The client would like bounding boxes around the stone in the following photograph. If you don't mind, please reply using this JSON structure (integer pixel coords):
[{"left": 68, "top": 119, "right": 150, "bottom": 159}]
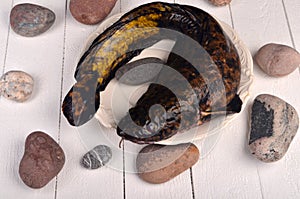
[
  {"left": 209, "top": 0, "right": 232, "bottom": 6},
  {"left": 70, "top": 0, "right": 117, "bottom": 25},
  {"left": 0, "top": 70, "right": 34, "bottom": 102},
  {"left": 136, "top": 143, "right": 199, "bottom": 184},
  {"left": 115, "top": 57, "right": 164, "bottom": 85},
  {"left": 81, "top": 145, "right": 112, "bottom": 169},
  {"left": 249, "top": 94, "right": 299, "bottom": 163},
  {"left": 10, "top": 3, "right": 55, "bottom": 37},
  {"left": 19, "top": 131, "right": 65, "bottom": 189},
  {"left": 255, "top": 43, "right": 300, "bottom": 77}
]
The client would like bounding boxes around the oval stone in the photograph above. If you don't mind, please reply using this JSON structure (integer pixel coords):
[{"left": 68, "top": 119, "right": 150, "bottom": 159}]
[
  {"left": 81, "top": 145, "right": 112, "bottom": 169},
  {"left": 249, "top": 94, "right": 299, "bottom": 163},
  {"left": 255, "top": 43, "right": 300, "bottom": 77},
  {"left": 70, "top": 0, "right": 117, "bottom": 25},
  {"left": 209, "top": 0, "right": 232, "bottom": 6},
  {"left": 136, "top": 143, "right": 199, "bottom": 184},
  {"left": 10, "top": 4, "right": 55, "bottom": 37},
  {"left": 115, "top": 57, "right": 164, "bottom": 85},
  {"left": 19, "top": 131, "right": 65, "bottom": 188},
  {"left": 0, "top": 70, "right": 34, "bottom": 102}
]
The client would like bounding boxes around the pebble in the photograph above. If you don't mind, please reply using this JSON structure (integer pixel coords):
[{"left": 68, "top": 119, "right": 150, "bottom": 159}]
[
  {"left": 115, "top": 57, "right": 164, "bottom": 85},
  {"left": 249, "top": 94, "right": 299, "bottom": 163},
  {"left": 136, "top": 143, "right": 199, "bottom": 184},
  {"left": 10, "top": 3, "right": 56, "bottom": 37},
  {"left": 0, "top": 71, "right": 34, "bottom": 102},
  {"left": 70, "top": 0, "right": 117, "bottom": 25},
  {"left": 209, "top": 0, "right": 232, "bottom": 6},
  {"left": 255, "top": 43, "right": 300, "bottom": 77},
  {"left": 81, "top": 145, "right": 112, "bottom": 169},
  {"left": 19, "top": 131, "right": 65, "bottom": 188}
]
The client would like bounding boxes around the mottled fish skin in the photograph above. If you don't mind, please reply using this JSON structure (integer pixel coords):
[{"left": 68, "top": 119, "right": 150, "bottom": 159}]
[
  {"left": 63, "top": 2, "right": 197, "bottom": 126},
  {"left": 117, "top": 4, "right": 242, "bottom": 144}
]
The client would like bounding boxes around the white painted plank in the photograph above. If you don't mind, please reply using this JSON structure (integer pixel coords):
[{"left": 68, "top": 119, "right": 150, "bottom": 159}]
[
  {"left": 0, "top": 0, "right": 11, "bottom": 75},
  {"left": 56, "top": 1, "right": 124, "bottom": 199},
  {"left": 283, "top": 0, "right": 300, "bottom": 50},
  {"left": 231, "top": 0, "right": 300, "bottom": 198},
  {"left": 0, "top": 0, "right": 66, "bottom": 198}
]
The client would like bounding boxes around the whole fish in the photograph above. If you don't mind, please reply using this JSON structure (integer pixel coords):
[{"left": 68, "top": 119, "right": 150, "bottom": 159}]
[{"left": 62, "top": 2, "right": 242, "bottom": 144}]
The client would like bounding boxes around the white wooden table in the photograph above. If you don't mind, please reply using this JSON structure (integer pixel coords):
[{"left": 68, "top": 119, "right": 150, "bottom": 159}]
[{"left": 1, "top": 0, "right": 300, "bottom": 198}]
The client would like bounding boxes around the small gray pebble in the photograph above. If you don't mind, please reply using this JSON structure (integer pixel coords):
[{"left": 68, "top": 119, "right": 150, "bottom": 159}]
[
  {"left": 115, "top": 57, "right": 164, "bottom": 85},
  {"left": 0, "top": 70, "right": 34, "bottom": 102},
  {"left": 81, "top": 145, "right": 112, "bottom": 169},
  {"left": 249, "top": 94, "right": 299, "bottom": 162},
  {"left": 255, "top": 43, "right": 300, "bottom": 77},
  {"left": 10, "top": 3, "right": 56, "bottom": 37}
]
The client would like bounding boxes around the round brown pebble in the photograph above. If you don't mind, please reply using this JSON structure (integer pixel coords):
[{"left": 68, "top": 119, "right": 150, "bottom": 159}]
[
  {"left": 70, "top": 0, "right": 117, "bottom": 25},
  {"left": 19, "top": 131, "right": 65, "bottom": 189},
  {"left": 209, "top": 0, "right": 232, "bottom": 6},
  {"left": 255, "top": 43, "right": 300, "bottom": 77},
  {"left": 136, "top": 143, "right": 199, "bottom": 184},
  {"left": 10, "top": 3, "right": 56, "bottom": 37},
  {"left": 0, "top": 70, "right": 34, "bottom": 102}
]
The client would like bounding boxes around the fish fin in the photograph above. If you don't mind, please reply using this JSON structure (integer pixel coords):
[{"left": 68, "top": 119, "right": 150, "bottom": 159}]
[{"left": 226, "top": 94, "right": 243, "bottom": 114}]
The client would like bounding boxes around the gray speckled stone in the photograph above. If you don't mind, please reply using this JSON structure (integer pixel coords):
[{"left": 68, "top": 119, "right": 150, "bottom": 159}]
[
  {"left": 249, "top": 94, "right": 299, "bottom": 163},
  {"left": 81, "top": 145, "right": 112, "bottom": 169},
  {"left": 0, "top": 70, "right": 34, "bottom": 102},
  {"left": 115, "top": 57, "right": 164, "bottom": 85},
  {"left": 10, "top": 3, "right": 55, "bottom": 37}
]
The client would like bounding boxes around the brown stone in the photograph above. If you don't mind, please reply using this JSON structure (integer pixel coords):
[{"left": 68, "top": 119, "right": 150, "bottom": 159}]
[
  {"left": 10, "top": 3, "right": 55, "bottom": 37},
  {"left": 209, "top": 0, "right": 232, "bottom": 6},
  {"left": 19, "top": 131, "right": 65, "bottom": 189},
  {"left": 69, "top": 0, "right": 117, "bottom": 25},
  {"left": 255, "top": 43, "right": 300, "bottom": 77},
  {"left": 136, "top": 143, "right": 199, "bottom": 184}
]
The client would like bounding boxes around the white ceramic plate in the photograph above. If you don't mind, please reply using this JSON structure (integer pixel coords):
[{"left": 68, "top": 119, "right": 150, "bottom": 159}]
[{"left": 77, "top": 13, "right": 253, "bottom": 146}]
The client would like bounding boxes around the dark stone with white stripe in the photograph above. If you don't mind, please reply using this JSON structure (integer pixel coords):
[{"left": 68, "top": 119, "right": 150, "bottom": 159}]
[
  {"left": 249, "top": 94, "right": 299, "bottom": 163},
  {"left": 81, "top": 145, "right": 112, "bottom": 169}
]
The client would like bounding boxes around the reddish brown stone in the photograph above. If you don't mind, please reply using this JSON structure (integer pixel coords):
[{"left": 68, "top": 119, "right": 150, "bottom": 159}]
[
  {"left": 19, "top": 131, "right": 65, "bottom": 189},
  {"left": 70, "top": 0, "right": 117, "bottom": 25},
  {"left": 136, "top": 143, "right": 199, "bottom": 184}
]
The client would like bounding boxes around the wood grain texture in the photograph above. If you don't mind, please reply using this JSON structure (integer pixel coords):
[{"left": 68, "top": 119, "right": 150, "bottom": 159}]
[{"left": 0, "top": 0, "right": 300, "bottom": 199}]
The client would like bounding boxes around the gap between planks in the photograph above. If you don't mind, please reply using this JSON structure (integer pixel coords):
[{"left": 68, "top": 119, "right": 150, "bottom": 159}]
[
  {"left": 1, "top": 0, "right": 14, "bottom": 76},
  {"left": 55, "top": 0, "right": 69, "bottom": 199}
]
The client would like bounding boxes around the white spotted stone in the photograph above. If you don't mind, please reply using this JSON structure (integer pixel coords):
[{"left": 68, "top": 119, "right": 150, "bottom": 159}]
[{"left": 0, "top": 70, "right": 34, "bottom": 102}]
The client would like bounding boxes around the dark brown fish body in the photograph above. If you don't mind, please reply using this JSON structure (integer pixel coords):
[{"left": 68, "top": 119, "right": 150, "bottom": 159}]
[{"left": 62, "top": 2, "right": 242, "bottom": 144}]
